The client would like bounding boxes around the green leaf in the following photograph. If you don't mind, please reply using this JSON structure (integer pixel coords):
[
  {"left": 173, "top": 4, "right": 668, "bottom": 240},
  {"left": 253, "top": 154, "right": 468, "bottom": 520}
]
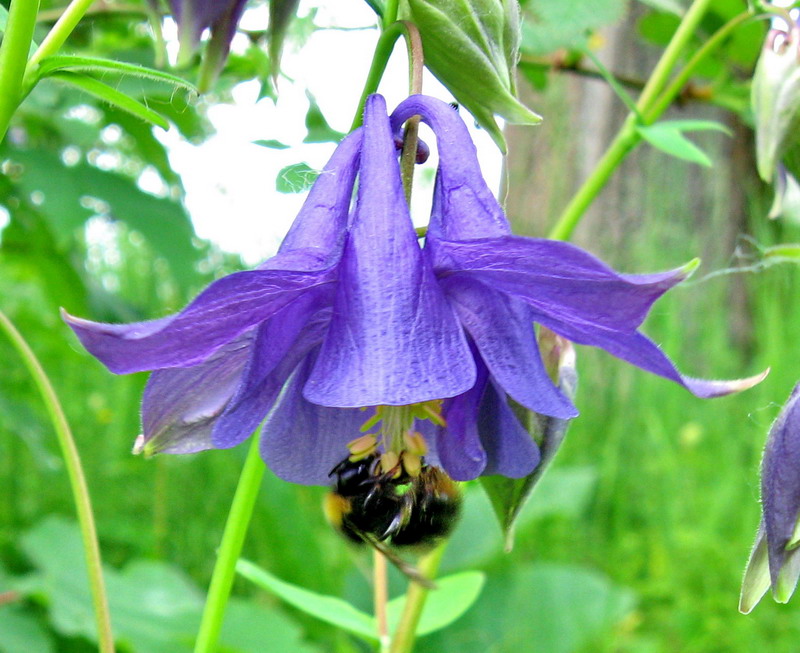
[
  {"left": 236, "top": 559, "right": 377, "bottom": 640},
  {"left": 405, "top": 0, "right": 542, "bottom": 151},
  {"left": 764, "top": 243, "right": 800, "bottom": 260},
  {"left": 521, "top": 0, "right": 626, "bottom": 55},
  {"left": 387, "top": 572, "right": 485, "bottom": 636},
  {"left": 254, "top": 139, "right": 290, "bottom": 149},
  {"left": 276, "top": 162, "right": 319, "bottom": 193},
  {"left": 303, "top": 92, "right": 345, "bottom": 144},
  {"left": 635, "top": 0, "right": 685, "bottom": 15},
  {"left": 35, "top": 55, "right": 197, "bottom": 94},
  {"left": 7, "top": 148, "right": 203, "bottom": 289},
  {"left": 636, "top": 119, "right": 731, "bottom": 166},
  {"left": 47, "top": 72, "right": 169, "bottom": 129},
  {"left": 0, "top": 606, "right": 55, "bottom": 653},
  {"left": 481, "top": 333, "right": 578, "bottom": 550}
]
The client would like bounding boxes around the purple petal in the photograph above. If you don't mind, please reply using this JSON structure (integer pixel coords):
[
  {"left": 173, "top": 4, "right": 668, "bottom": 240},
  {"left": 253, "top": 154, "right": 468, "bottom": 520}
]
[
  {"left": 442, "top": 275, "right": 577, "bottom": 419},
  {"left": 478, "top": 381, "right": 541, "bottom": 478},
  {"left": 435, "top": 368, "right": 488, "bottom": 482},
  {"left": 260, "top": 355, "right": 374, "bottom": 485},
  {"left": 390, "top": 95, "right": 511, "bottom": 239},
  {"left": 533, "top": 312, "right": 768, "bottom": 398},
  {"left": 271, "top": 129, "right": 362, "bottom": 267},
  {"left": 211, "top": 294, "right": 332, "bottom": 448},
  {"left": 304, "top": 94, "right": 475, "bottom": 407},
  {"left": 140, "top": 329, "right": 255, "bottom": 454},
  {"left": 762, "top": 384, "right": 800, "bottom": 592},
  {"left": 432, "top": 236, "right": 696, "bottom": 332},
  {"left": 63, "top": 267, "right": 335, "bottom": 374}
]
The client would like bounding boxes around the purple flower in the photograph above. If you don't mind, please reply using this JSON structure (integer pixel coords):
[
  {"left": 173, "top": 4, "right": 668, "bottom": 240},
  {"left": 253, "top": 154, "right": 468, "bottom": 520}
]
[
  {"left": 740, "top": 383, "right": 800, "bottom": 613},
  {"left": 168, "top": 0, "right": 248, "bottom": 71},
  {"left": 63, "top": 94, "right": 766, "bottom": 485}
]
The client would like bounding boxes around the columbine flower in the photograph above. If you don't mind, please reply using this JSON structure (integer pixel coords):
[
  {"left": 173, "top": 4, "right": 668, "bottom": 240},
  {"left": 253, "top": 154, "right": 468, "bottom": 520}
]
[
  {"left": 740, "top": 383, "right": 800, "bottom": 613},
  {"left": 64, "top": 94, "right": 765, "bottom": 485},
  {"left": 167, "top": 0, "right": 248, "bottom": 77}
]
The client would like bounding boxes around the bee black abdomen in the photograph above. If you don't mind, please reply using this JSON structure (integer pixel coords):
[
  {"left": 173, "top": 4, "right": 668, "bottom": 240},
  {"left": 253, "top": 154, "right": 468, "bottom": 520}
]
[{"left": 390, "top": 493, "right": 461, "bottom": 547}]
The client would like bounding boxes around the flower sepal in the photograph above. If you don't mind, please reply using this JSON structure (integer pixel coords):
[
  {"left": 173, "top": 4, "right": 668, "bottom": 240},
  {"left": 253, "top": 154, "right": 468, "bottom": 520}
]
[{"left": 480, "top": 328, "right": 578, "bottom": 551}]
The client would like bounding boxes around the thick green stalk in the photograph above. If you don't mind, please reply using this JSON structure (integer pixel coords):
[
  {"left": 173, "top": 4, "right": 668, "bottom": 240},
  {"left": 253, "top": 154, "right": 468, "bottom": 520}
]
[
  {"left": 194, "top": 437, "right": 265, "bottom": 653},
  {"left": 0, "top": 0, "right": 41, "bottom": 142},
  {"left": 387, "top": 543, "right": 446, "bottom": 653},
  {"left": 0, "top": 310, "right": 114, "bottom": 652},
  {"left": 19, "top": 0, "right": 98, "bottom": 98},
  {"left": 548, "top": 0, "right": 714, "bottom": 241},
  {"left": 350, "top": 22, "right": 405, "bottom": 131}
]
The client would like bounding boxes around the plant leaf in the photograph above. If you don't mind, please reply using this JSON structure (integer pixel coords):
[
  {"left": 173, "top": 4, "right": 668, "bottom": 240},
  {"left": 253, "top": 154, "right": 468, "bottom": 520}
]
[
  {"left": 236, "top": 559, "right": 377, "bottom": 640},
  {"left": 481, "top": 332, "right": 578, "bottom": 550},
  {"left": 47, "top": 72, "right": 169, "bottom": 129},
  {"left": 35, "top": 55, "right": 197, "bottom": 94},
  {"left": 303, "top": 92, "right": 345, "bottom": 144},
  {"left": 405, "top": 0, "right": 542, "bottom": 151},
  {"left": 636, "top": 120, "right": 730, "bottom": 166},
  {"left": 276, "top": 162, "right": 319, "bottom": 193},
  {"left": 387, "top": 572, "right": 485, "bottom": 636}
]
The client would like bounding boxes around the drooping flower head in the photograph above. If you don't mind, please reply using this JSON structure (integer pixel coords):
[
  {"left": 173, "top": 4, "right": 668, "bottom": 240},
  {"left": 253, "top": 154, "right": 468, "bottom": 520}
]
[
  {"left": 64, "top": 94, "right": 766, "bottom": 485},
  {"left": 741, "top": 383, "right": 800, "bottom": 613},
  {"left": 166, "top": 0, "right": 248, "bottom": 84}
]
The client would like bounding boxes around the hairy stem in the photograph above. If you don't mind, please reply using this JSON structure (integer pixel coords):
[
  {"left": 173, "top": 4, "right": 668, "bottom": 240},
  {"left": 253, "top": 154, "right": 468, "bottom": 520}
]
[
  {"left": 0, "top": 0, "right": 41, "bottom": 141},
  {"left": 0, "top": 310, "right": 114, "bottom": 652},
  {"left": 194, "top": 437, "right": 265, "bottom": 653},
  {"left": 388, "top": 543, "right": 446, "bottom": 653}
]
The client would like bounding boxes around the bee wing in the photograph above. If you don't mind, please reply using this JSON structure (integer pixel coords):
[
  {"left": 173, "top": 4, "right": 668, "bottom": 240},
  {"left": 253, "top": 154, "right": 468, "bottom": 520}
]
[{"left": 358, "top": 532, "right": 437, "bottom": 590}]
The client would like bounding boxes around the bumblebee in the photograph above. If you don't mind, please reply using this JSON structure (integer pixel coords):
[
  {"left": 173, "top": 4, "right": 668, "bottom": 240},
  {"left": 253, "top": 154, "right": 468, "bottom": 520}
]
[{"left": 324, "top": 452, "right": 461, "bottom": 586}]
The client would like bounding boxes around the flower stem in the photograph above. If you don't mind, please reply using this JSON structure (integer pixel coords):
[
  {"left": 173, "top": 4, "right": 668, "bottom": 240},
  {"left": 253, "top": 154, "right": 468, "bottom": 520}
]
[
  {"left": 193, "top": 437, "right": 265, "bottom": 653},
  {"left": 548, "top": 0, "right": 715, "bottom": 241},
  {"left": 399, "top": 20, "right": 423, "bottom": 204},
  {"left": 0, "top": 0, "right": 41, "bottom": 142},
  {"left": 374, "top": 551, "right": 390, "bottom": 653},
  {"left": 388, "top": 542, "right": 446, "bottom": 653},
  {"left": 27, "top": 0, "right": 97, "bottom": 71},
  {"left": 0, "top": 310, "right": 114, "bottom": 652}
]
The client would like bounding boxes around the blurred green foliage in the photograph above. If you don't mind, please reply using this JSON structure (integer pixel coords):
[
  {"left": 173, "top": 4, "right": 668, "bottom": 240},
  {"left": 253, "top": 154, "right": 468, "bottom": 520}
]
[{"left": 1, "top": 0, "right": 799, "bottom": 651}]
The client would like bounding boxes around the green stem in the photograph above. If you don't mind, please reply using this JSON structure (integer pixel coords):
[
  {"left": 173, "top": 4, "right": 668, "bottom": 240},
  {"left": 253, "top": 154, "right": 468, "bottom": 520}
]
[
  {"left": 548, "top": 0, "right": 715, "bottom": 241},
  {"left": 350, "top": 22, "right": 405, "bottom": 131},
  {"left": 388, "top": 542, "right": 447, "bottom": 653},
  {"left": 0, "top": 310, "right": 114, "bottom": 652},
  {"left": 21, "top": 0, "right": 97, "bottom": 95},
  {"left": 194, "top": 437, "right": 265, "bottom": 653},
  {"left": 644, "top": 11, "right": 755, "bottom": 123},
  {"left": 0, "top": 0, "right": 41, "bottom": 142},
  {"left": 383, "top": 0, "right": 400, "bottom": 29}
]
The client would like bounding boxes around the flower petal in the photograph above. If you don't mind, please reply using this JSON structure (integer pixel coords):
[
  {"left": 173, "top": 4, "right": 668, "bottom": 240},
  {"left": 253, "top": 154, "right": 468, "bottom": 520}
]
[
  {"left": 304, "top": 94, "right": 475, "bottom": 407},
  {"left": 62, "top": 267, "right": 335, "bottom": 374},
  {"left": 478, "top": 381, "right": 541, "bottom": 478},
  {"left": 442, "top": 275, "right": 577, "bottom": 419},
  {"left": 533, "top": 311, "right": 768, "bottom": 398},
  {"left": 433, "top": 236, "right": 697, "bottom": 332},
  {"left": 390, "top": 94, "right": 511, "bottom": 239},
  {"left": 762, "top": 383, "right": 800, "bottom": 593},
  {"left": 436, "top": 377, "right": 488, "bottom": 482},
  {"left": 270, "top": 129, "right": 362, "bottom": 269},
  {"left": 211, "top": 294, "right": 332, "bottom": 448},
  {"left": 140, "top": 329, "right": 255, "bottom": 455},
  {"left": 261, "top": 355, "right": 374, "bottom": 485}
]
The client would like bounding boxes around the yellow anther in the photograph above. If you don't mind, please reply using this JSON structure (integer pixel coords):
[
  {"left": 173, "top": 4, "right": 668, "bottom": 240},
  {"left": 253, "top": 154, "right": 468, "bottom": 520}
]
[
  {"left": 403, "top": 431, "right": 428, "bottom": 456},
  {"left": 347, "top": 434, "right": 378, "bottom": 461},
  {"left": 401, "top": 452, "right": 423, "bottom": 477},
  {"left": 380, "top": 451, "right": 402, "bottom": 478}
]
